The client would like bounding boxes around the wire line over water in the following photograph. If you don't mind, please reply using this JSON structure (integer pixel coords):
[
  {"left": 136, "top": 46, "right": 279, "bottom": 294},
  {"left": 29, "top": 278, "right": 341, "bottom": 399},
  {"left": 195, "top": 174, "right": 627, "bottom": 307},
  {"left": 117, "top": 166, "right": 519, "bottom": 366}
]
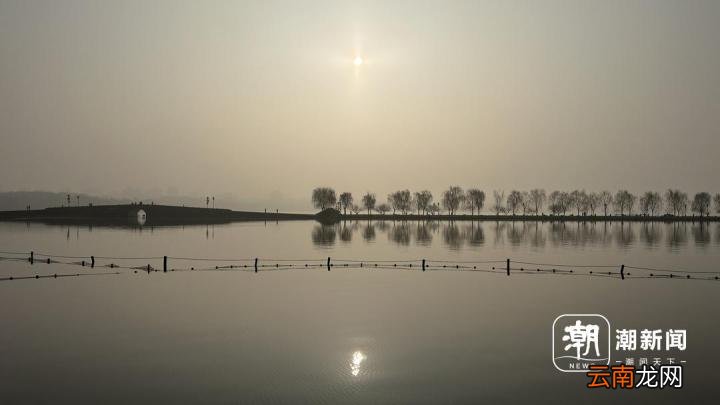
[{"left": 1, "top": 249, "right": 718, "bottom": 282}]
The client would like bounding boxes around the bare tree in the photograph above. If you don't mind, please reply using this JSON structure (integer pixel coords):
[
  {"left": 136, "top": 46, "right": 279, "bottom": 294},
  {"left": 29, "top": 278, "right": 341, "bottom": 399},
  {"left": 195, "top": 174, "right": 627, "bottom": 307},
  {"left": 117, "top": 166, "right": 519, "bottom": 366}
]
[
  {"left": 308, "top": 186, "right": 710, "bottom": 219},
  {"left": 569, "top": 190, "right": 580, "bottom": 215},
  {"left": 617, "top": 190, "right": 628, "bottom": 215},
  {"left": 715, "top": 193, "right": 720, "bottom": 214},
  {"left": 398, "top": 190, "right": 412, "bottom": 215},
  {"left": 626, "top": 192, "right": 635, "bottom": 215},
  {"left": 465, "top": 189, "right": 485, "bottom": 215},
  {"left": 613, "top": 191, "right": 625, "bottom": 216},
  {"left": 506, "top": 190, "right": 523, "bottom": 215},
  {"left": 560, "top": 192, "right": 572, "bottom": 215},
  {"left": 519, "top": 191, "right": 531, "bottom": 215},
  {"left": 639, "top": 193, "right": 651, "bottom": 215},
  {"left": 664, "top": 189, "right": 688, "bottom": 216},
  {"left": 492, "top": 190, "right": 505, "bottom": 215},
  {"left": 569, "top": 190, "right": 589, "bottom": 216},
  {"left": 351, "top": 204, "right": 362, "bottom": 215},
  {"left": 664, "top": 188, "right": 681, "bottom": 215},
  {"left": 312, "top": 187, "right": 337, "bottom": 210},
  {"left": 362, "top": 192, "right": 376, "bottom": 215},
  {"left": 376, "top": 203, "right": 390, "bottom": 215},
  {"left": 664, "top": 189, "right": 679, "bottom": 215},
  {"left": 549, "top": 191, "right": 571, "bottom": 215},
  {"left": 442, "top": 186, "right": 464, "bottom": 215},
  {"left": 389, "top": 190, "right": 412, "bottom": 215},
  {"left": 587, "top": 192, "right": 600, "bottom": 216},
  {"left": 529, "top": 189, "right": 546, "bottom": 215},
  {"left": 648, "top": 192, "right": 662, "bottom": 215},
  {"left": 639, "top": 191, "right": 662, "bottom": 216},
  {"left": 613, "top": 190, "right": 636, "bottom": 216},
  {"left": 691, "top": 192, "right": 712, "bottom": 216},
  {"left": 599, "top": 191, "right": 612, "bottom": 216},
  {"left": 679, "top": 191, "right": 689, "bottom": 215},
  {"left": 548, "top": 191, "right": 563, "bottom": 215},
  {"left": 580, "top": 191, "right": 590, "bottom": 215},
  {"left": 414, "top": 190, "right": 433, "bottom": 215},
  {"left": 387, "top": 193, "right": 397, "bottom": 215},
  {"left": 339, "top": 192, "right": 353, "bottom": 215}
]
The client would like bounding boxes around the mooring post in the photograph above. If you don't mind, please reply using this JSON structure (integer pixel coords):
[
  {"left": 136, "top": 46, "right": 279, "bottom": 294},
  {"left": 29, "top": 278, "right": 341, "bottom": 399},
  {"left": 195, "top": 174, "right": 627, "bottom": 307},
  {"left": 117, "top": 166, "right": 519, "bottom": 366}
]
[
  {"left": 506, "top": 258, "right": 510, "bottom": 276},
  {"left": 422, "top": 259, "right": 426, "bottom": 272},
  {"left": 620, "top": 264, "right": 625, "bottom": 280},
  {"left": 327, "top": 257, "right": 331, "bottom": 271},
  {"left": 29, "top": 251, "right": 34, "bottom": 265},
  {"left": 81, "top": 260, "right": 85, "bottom": 267},
  {"left": 147, "top": 264, "right": 151, "bottom": 273},
  {"left": 163, "top": 256, "right": 167, "bottom": 272},
  {"left": 254, "top": 258, "right": 258, "bottom": 273},
  {"left": 91, "top": 256, "right": 95, "bottom": 268}
]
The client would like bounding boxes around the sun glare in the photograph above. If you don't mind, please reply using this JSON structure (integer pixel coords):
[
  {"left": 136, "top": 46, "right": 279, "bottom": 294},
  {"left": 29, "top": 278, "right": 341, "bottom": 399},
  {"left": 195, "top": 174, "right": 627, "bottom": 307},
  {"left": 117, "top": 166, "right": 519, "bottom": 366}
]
[
  {"left": 350, "top": 351, "right": 366, "bottom": 376},
  {"left": 353, "top": 56, "right": 364, "bottom": 66}
]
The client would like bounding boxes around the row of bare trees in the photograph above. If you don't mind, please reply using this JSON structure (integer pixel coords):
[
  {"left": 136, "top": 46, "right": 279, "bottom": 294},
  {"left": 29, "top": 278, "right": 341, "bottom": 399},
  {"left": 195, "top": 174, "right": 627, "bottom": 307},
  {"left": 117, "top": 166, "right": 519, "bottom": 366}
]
[{"left": 313, "top": 187, "right": 720, "bottom": 217}]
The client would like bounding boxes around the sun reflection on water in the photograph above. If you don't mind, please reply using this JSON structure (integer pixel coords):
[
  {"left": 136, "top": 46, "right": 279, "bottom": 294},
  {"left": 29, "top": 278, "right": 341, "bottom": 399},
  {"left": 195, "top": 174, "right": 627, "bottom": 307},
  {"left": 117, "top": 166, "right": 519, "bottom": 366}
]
[{"left": 351, "top": 351, "right": 366, "bottom": 376}]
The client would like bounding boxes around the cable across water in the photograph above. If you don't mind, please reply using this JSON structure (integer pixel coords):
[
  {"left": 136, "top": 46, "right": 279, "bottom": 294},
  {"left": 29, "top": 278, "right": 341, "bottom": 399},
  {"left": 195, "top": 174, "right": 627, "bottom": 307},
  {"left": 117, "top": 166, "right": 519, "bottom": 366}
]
[{"left": 0, "top": 249, "right": 718, "bottom": 283}]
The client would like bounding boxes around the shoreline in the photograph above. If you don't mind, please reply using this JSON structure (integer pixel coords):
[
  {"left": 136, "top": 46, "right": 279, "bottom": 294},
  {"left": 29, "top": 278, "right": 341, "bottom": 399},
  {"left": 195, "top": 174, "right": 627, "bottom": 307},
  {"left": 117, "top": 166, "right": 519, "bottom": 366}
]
[
  {"left": 0, "top": 204, "right": 315, "bottom": 226},
  {"left": 336, "top": 213, "right": 720, "bottom": 222},
  {"left": 0, "top": 204, "right": 717, "bottom": 226}
]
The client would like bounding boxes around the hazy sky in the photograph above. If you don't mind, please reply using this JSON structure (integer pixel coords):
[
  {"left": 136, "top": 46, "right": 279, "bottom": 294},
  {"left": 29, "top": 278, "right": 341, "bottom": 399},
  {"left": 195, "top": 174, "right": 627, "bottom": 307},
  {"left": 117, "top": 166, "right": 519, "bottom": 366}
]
[{"left": 1, "top": 0, "right": 719, "bottom": 208}]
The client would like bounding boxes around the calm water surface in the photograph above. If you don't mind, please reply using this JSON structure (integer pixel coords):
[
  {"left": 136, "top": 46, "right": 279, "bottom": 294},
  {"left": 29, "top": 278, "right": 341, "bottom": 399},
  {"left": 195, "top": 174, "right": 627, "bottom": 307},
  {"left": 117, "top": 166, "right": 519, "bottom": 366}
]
[{"left": 1, "top": 220, "right": 718, "bottom": 404}]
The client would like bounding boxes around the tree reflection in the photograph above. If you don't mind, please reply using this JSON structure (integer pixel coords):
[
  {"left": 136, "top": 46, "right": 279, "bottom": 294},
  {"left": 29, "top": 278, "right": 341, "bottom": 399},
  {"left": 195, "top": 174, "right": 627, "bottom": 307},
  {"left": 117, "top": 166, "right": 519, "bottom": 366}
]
[
  {"left": 666, "top": 223, "right": 688, "bottom": 248},
  {"left": 525, "top": 222, "right": 545, "bottom": 248},
  {"left": 575, "top": 222, "right": 598, "bottom": 246},
  {"left": 614, "top": 221, "right": 636, "bottom": 247},
  {"left": 311, "top": 224, "right": 336, "bottom": 246},
  {"left": 375, "top": 221, "right": 390, "bottom": 232},
  {"left": 507, "top": 222, "right": 524, "bottom": 246},
  {"left": 362, "top": 222, "right": 376, "bottom": 242},
  {"left": 464, "top": 222, "right": 485, "bottom": 246},
  {"left": 599, "top": 222, "right": 613, "bottom": 247},
  {"left": 308, "top": 220, "right": 714, "bottom": 250},
  {"left": 639, "top": 222, "right": 662, "bottom": 247},
  {"left": 389, "top": 222, "right": 411, "bottom": 245},
  {"left": 548, "top": 222, "right": 571, "bottom": 246},
  {"left": 691, "top": 222, "right": 710, "bottom": 246},
  {"left": 339, "top": 222, "right": 354, "bottom": 243},
  {"left": 492, "top": 222, "right": 506, "bottom": 247},
  {"left": 415, "top": 222, "right": 433, "bottom": 246},
  {"left": 442, "top": 222, "right": 462, "bottom": 249}
]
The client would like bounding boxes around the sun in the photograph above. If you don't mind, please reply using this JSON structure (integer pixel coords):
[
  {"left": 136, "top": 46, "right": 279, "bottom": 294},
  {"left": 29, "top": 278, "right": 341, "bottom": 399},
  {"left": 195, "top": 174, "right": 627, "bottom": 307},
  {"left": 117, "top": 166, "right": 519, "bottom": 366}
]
[{"left": 353, "top": 56, "right": 364, "bottom": 66}]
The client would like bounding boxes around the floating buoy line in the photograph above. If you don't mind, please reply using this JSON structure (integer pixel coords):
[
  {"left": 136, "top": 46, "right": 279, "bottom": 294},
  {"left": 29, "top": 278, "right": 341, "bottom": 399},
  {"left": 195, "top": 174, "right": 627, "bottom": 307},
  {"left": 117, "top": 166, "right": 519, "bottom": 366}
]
[{"left": 0, "top": 250, "right": 718, "bottom": 282}]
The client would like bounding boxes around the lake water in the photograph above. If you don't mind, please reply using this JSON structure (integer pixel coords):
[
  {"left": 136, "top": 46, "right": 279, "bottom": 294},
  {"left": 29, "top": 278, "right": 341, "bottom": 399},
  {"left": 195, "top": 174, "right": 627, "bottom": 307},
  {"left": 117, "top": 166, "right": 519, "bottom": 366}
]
[{"left": 1, "top": 220, "right": 718, "bottom": 404}]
